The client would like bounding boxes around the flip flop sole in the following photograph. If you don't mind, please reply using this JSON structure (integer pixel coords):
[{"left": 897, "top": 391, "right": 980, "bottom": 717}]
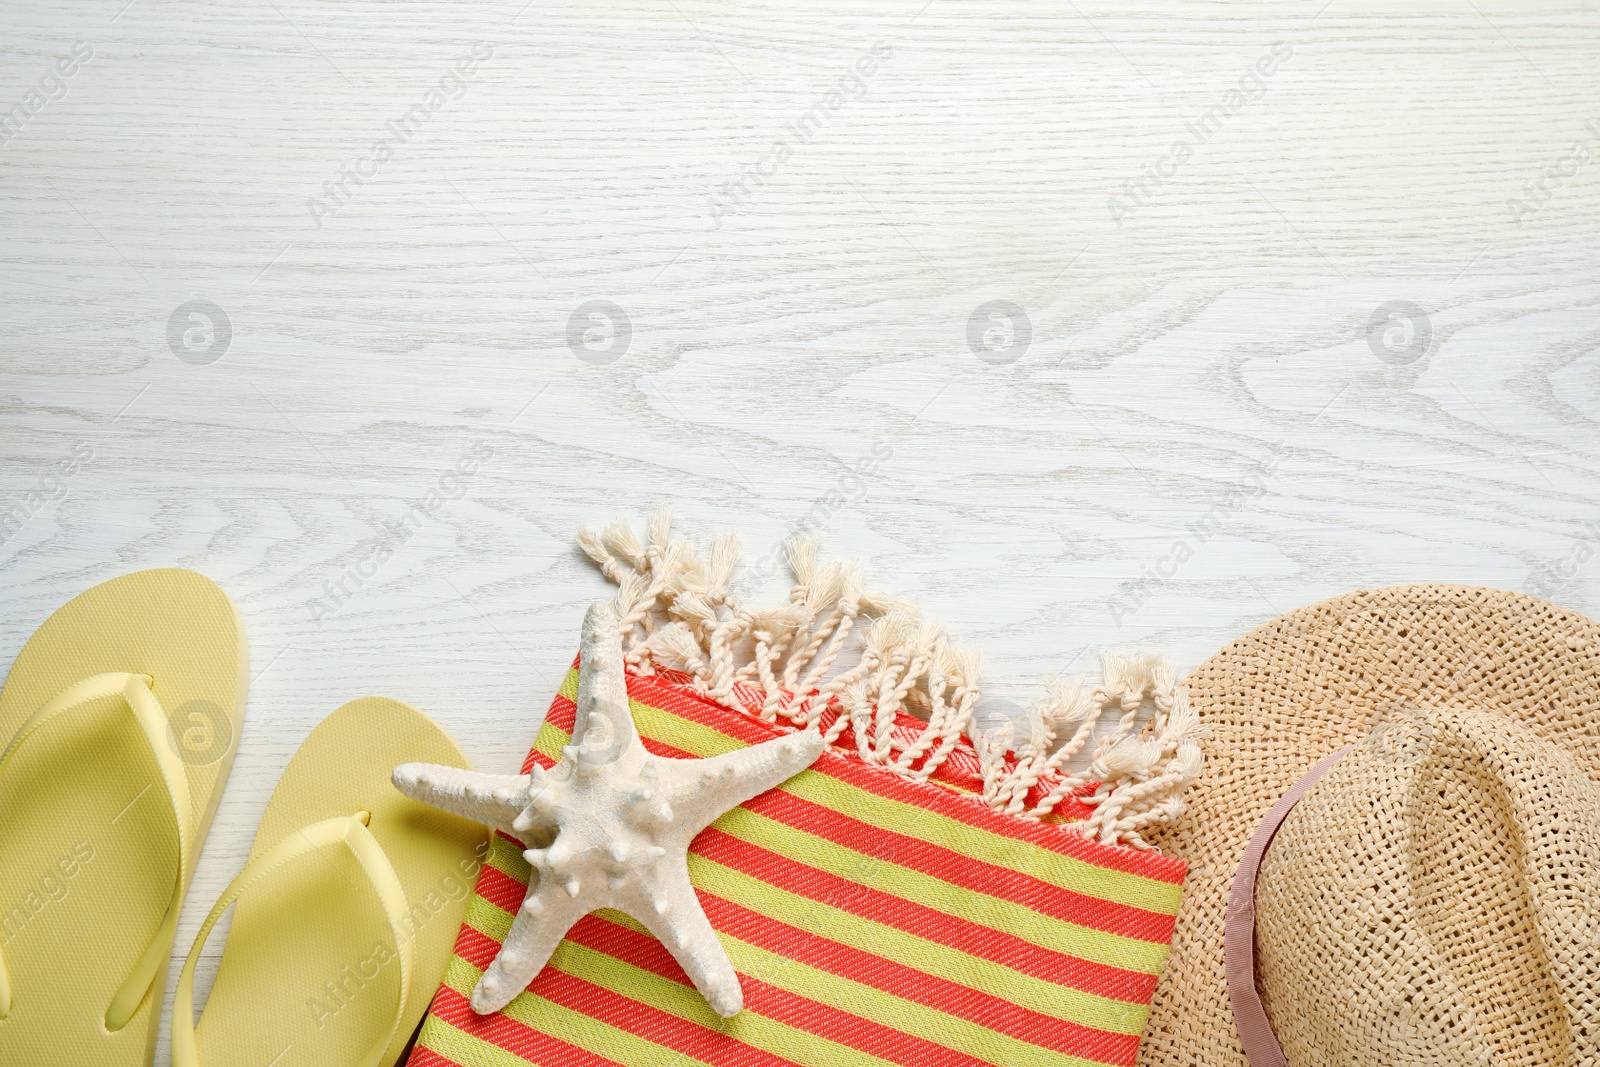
[
  {"left": 0, "top": 569, "right": 247, "bottom": 1067},
  {"left": 194, "top": 698, "right": 488, "bottom": 1066}
]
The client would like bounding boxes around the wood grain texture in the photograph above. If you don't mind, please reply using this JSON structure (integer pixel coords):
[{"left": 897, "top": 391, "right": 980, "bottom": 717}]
[{"left": 2, "top": 1, "right": 1599, "bottom": 1062}]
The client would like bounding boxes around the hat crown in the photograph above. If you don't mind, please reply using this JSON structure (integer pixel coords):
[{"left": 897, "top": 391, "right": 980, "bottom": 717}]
[{"left": 1253, "top": 703, "right": 1600, "bottom": 1065}]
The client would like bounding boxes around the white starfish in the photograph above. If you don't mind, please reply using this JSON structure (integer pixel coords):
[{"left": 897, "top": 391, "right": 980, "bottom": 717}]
[{"left": 393, "top": 601, "right": 824, "bottom": 1018}]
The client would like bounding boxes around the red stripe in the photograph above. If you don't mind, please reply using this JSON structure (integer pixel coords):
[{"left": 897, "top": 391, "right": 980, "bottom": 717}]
[
  {"left": 477, "top": 846, "right": 532, "bottom": 909},
  {"left": 449, "top": 914, "right": 494, "bottom": 967},
  {"left": 699, "top": 894, "right": 1141, "bottom": 1067},
  {"left": 405, "top": 1046, "right": 459, "bottom": 1067},
  {"left": 694, "top": 828, "right": 1156, "bottom": 1003},
  {"left": 427, "top": 984, "right": 628, "bottom": 1067},
  {"left": 456, "top": 924, "right": 509, "bottom": 968},
  {"left": 742, "top": 788, "right": 1178, "bottom": 943}
]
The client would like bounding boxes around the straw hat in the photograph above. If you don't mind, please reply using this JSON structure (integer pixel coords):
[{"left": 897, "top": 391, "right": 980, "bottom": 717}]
[{"left": 1140, "top": 584, "right": 1600, "bottom": 1066}]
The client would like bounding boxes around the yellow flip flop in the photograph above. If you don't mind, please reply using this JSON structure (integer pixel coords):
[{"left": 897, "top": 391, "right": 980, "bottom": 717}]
[
  {"left": 174, "top": 697, "right": 488, "bottom": 1067},
  {"left": 0, "top": 569, "right": 247, "bottom": 1066}
]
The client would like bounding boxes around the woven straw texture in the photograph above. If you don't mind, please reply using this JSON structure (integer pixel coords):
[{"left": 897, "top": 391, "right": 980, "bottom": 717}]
[
  {"left": 1140, "top": 584, "right": 1600, "bottom": 1066},
  {"left": 406, "top": 657, "right": 1189, "bottom": 1067},
  {"left": 1255, "top": 703, "right": 1600, "bottom": 1065}
]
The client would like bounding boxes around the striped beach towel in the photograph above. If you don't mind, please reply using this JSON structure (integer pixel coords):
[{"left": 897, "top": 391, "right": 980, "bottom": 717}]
[{"left": 406, "top": 660, "right": 1188, "bottom": 1067}]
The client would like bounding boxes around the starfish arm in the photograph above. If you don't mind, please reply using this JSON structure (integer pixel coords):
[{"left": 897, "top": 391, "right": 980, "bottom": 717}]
[
  {"left": 662, "top": 730, "right": 826, "bottom": 839},
  {"left": 624, "top": 859, "right": 744, "bottom": 1018},
  {"left": 569, "top": 602, "right": 642, "bottom": 764},
  {"left": 472, "top": 884, "right": 587, "bottom": 1014},
  {"left": 392, "top": 763, "right": 530, "bottom": 838}
]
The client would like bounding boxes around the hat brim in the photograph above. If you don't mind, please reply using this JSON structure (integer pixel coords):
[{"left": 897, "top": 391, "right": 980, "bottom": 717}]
[{"left": 1138, "top": 584, "right": 1600, "bottom": 1066}]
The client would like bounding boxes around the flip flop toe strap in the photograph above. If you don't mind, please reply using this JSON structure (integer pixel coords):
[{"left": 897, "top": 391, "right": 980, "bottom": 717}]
[
  {"left": 173, "top": 814, "right": 415, "bottom": 1067},
  {"left": 0, "top": 672, "right": 192, "bottom": 1028}
]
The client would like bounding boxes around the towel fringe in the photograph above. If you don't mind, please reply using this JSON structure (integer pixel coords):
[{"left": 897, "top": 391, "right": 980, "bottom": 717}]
[{"left": 578, "top": 512, "right": 1204, "bottom": 850}]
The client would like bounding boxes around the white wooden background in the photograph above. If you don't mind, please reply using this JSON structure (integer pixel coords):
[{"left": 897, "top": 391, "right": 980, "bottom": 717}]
[{"left": 3, "top": 0, "right": 1599, "bottom": 1062}]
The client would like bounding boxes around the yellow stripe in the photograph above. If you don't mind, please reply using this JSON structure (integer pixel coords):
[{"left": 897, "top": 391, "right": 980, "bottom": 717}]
[
  {"left": 631, "top": 698, "right": 747, "bottom": 756},
  {"left": 689, "top": 853, "right": 1151, "bottom": 1034},
  {"left": 718, "top": 806, "right": 1169, "bottom": 976},
  {"left": 484, "top": 832, "right": 530, "bottom": 882},
  {"left": 441, "top": 955, "right": 715, "bottom": 1067},
  {"left": 530, "top": 722, "right": 566, "bottom": 765},
  {"left": 719, "top": 933, "right": 1115, "bottom": 1067},
  {"left": 465, "top": 894, "right": 516, "bottom": 944},
  {"left": 533, "top": 705, "right": 1180, "bottom": 916},
  {"left": 420, "top": 1016, "right": 552, "bottom": 1067}
]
